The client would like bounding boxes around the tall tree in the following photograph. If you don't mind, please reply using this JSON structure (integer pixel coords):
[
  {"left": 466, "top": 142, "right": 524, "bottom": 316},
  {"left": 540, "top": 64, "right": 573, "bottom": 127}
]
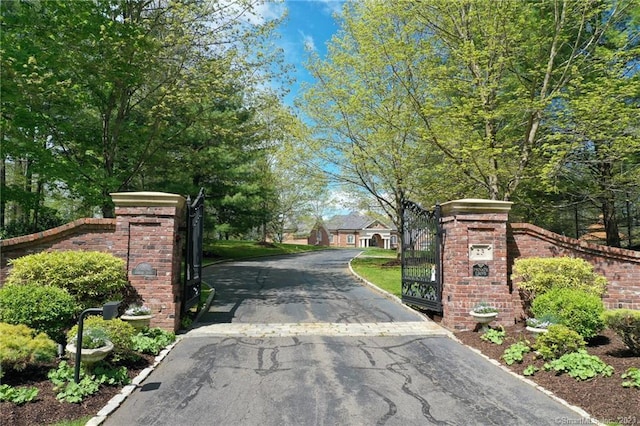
[
  {"left": 300, "top": 1, "right": 450, "bottom": 236},
  {"left": 540, "top": 3, "right": 640, "bottom": 246},
  {"left": 298, "top": 0, "right": 638, "bottom": 248},
  {"left": 1, "top": 0, "right": 285, "bottom": 227}
]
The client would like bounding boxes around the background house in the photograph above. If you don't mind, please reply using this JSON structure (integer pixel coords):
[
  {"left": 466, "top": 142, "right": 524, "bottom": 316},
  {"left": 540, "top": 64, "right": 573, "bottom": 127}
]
[{"left": 307, "top": 212, "right": 398, "bottom": 249}]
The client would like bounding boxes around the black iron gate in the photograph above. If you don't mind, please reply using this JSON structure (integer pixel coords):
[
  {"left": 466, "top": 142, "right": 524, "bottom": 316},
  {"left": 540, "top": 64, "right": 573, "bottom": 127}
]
[
  {"left": 401, "top": 200, "right": 443, "bottom": 312},
  {"left": 183, "top": 188, "right": 204, "bottom": 314}
]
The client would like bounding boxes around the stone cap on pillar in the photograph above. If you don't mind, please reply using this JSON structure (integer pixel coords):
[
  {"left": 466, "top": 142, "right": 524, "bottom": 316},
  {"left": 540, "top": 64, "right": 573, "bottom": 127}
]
[
  {"left": 111, "top": 192, "right": 186, "bottom": 210},
  {"left": 440, "top": 198, "right": 513, "bottom": 216}
]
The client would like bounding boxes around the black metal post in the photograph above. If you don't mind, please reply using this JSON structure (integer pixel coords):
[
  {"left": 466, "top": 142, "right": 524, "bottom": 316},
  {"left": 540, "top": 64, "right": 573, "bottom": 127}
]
[
  {"left": 74, "top": 308, "right": 103, "bottom": 383},
  {"left": 73, "top": 301, "right": 121, "bottom": 383}
]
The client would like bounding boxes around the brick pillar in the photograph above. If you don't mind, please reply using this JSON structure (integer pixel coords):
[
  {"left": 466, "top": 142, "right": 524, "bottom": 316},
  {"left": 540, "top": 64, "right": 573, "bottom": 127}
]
[
  {"left": 440, "top": 199, "right": 513, "bottom": 331},
  {"left": 111, "top": 192, "right": 186, "bottom": 331}
]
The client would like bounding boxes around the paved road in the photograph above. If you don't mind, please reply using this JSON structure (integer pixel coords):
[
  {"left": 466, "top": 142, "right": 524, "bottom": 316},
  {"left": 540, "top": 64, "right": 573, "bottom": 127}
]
[{"left": 104, "top": 250, "right": 589, "bottom": 426}]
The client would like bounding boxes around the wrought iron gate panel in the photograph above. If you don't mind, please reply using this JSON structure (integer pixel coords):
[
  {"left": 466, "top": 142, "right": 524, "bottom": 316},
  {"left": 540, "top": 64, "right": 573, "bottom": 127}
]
[
  {"left": 401, "top": 201, "right": 443, "bottom": 312},
  {"left": 183, "top": 188, "right": 204, "bottom": 314}
]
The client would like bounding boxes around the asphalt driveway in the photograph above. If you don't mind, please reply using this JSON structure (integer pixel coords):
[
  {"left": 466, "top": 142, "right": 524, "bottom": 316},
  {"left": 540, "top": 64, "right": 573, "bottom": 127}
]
[{"left": 103, "top": 250, "right": 591, "bottom": 426}]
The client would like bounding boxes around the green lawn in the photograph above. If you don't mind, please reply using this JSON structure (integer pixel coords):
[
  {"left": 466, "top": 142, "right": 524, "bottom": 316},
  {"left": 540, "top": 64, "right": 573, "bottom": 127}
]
[
  {"left": 350, "top": 256, "right": 401, "bottom": 298},
  {"left": 204, "top": 240, "right": 327, "bottom": 261}
]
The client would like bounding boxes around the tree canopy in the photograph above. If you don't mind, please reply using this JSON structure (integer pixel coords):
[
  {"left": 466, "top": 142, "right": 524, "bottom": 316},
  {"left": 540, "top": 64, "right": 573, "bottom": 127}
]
[
  {"left": 298, "top": 0, "right": 639, "bottom": 247},
  {"left": 1, "top": 0, "right": 303, "bottom": 238}
]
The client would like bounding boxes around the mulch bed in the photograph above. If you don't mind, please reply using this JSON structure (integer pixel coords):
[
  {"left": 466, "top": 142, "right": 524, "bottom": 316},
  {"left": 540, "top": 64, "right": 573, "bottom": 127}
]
[
  {"left": 0, "top": 354, "right": 155, "bottom": 426},
  {"left": 454, "top": 324, "right": 640, "bottom": 423}
]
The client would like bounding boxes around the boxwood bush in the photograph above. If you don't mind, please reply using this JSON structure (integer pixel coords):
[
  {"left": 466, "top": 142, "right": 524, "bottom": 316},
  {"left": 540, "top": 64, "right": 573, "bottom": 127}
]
[
  {"left": 533, "top": 324, "right": 586, "bottom": 360},
  {"left": 6, "top": 251, "right": 128, "bottom": 310},
  {"left": 0, "top": 323, "right": 57, "bottom": 374},
  {"left": 512, "top": 257, "right": 607, "bottom": 301},
  {"left": 531, "top": 287, "right": 605, "bottom": 339},
  {"left": 0, "top": 284, "right": 78, "bottom": 343},
  {"left": 603, "top": 309, "right": 640, "bottom": 355}
]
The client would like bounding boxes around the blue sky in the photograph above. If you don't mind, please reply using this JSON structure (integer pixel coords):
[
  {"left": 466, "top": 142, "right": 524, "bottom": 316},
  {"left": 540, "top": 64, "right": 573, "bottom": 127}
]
[
  {"left": 256, "top": 1, "right": 352, "bottom": 216},
  {"left": 259, "top": 0, "right": 345, "bottom": 107}
]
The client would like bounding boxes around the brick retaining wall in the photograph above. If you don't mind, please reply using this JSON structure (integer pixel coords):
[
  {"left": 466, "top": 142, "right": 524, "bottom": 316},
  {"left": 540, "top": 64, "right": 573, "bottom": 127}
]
[
  {"left": 0, "top": 218, "right": 118, "bottom": 282},
  {"left": 508, "top": 223, "right": 640, "bottom": 315}
]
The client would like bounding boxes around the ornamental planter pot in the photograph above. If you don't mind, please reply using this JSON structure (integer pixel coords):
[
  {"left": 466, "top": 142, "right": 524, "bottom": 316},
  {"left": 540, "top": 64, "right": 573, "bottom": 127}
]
[
  {"left": 469, "top": 311, "right": 498, "bottom": 332},
  {"left": 66, "top": 341, "right": 114, "bottom": 366},
  {"left": 120, "top": 314, "right": 153, "bottom": 330}
]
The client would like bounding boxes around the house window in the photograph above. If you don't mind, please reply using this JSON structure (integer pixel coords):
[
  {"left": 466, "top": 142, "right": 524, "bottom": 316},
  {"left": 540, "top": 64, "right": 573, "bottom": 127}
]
[
  {"left": 347, "top": 235, "right": 354, "bottom": 244},
  {"left": 391, "top": 235, "right": 397, "bottom": 245},
  {"left": 329, "top": 234, "right": 334, "bottom": 243},
  {"left": 316, "top": 229, "right": 322, "bottom": 242}
]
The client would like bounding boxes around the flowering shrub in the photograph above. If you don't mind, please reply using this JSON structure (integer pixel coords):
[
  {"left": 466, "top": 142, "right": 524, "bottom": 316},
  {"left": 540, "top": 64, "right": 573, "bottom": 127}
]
[
  {"left": 70, "top": 327, "right": 109, "bottom": 349},
  {"left": 526, "top": 313, "right": 559, "bottom": 329},
  {"left": 471, "top": 302, "right": 498, "bottom": 314},
  {"left": 124, "top": 305, "right": 151, "bottom": 316}
]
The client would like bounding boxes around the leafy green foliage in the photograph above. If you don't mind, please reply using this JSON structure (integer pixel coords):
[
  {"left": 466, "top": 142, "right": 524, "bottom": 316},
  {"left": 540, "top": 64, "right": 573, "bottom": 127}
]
[
  {"left": 1, "top": 0, "right": 289, "bottom": 228},
  {"left": 68, "top": 317, "right": 136, "bottom": 362},
  {"left": 544, "top": 350, "right": 613, "bottom": 381},
  {"left": 480, "top": 327, "right": 506, "bottom": 345},
  {"left": 0, "top": 323, "right": 57, "bottom": 372},
  {"left": 603, "top": 309, "right": 640, "bottom": 355},
  {"left": 502, "top": 341, "right": 531, "bottom": 365},
  {"left": 523, "top": 365, "right": 539, "bottom": 376},
  {"left": 47, "top": 361, "right": 75, "bottom": 387},
  {"left": 6, "top": 251, "right": 127, "bottom": 310},
  {"left": 621, "top": 367, "right": 640, "bottom": 388},
  {"left": 47, "top": 360, "right": 129, "bottom": 403},
  {"left": 0, "top": 384, "right": 39, "bottom": 405},
  {"left": 69, "top": 327, "right": 109, "bottom": 349},
  {"left": 0, "top": 284, "right": 77, "bottom": 343},
  {"left": 48, "top": 361, "right": 98, "bottom": 403},
  {"left": 131, "top": 328, "right": 176, "bottom": 355},
  {"left": 531, "top": 288, "right": 605, "bottom": 339},
  {"left": 533, "top": 325, "right": 586, "bottom": 360},
  {"left": 92, "top": 364, "right": 130, "bottom": 386},
  {"left": 513, "top": 257, "right": 608, "bottom": 300}
]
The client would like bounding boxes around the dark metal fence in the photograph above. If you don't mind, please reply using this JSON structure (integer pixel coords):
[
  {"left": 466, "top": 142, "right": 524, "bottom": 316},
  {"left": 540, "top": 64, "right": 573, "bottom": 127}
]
[
  {"left": 401, "top": 201, "right": 443, "bottom": 312},
  {"left": 183, "top": 188, "right": 204, "bottom": 314}
]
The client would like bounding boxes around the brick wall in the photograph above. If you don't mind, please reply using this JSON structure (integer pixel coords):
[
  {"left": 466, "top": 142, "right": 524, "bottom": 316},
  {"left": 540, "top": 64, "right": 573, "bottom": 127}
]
[
  {"left": 508, "top": 223, "right": 640, "bottom": 314},
  {"left": 437, "top": 199, "right": 640, "bottom": 331},
  {"left": 439, "top": 200, "right": 514, "bottom": 330},
  {"left": 0, "top": 192, "right": 187, "bottom": 331},
  {"left": 331, "top": 231, "right": 357, "bottom": 247},
  {"left": 0, "top": 218, "right": 118, "bottom": 282},
  {"left": 112, "top": 195, "right": 186, "bottom": 331}
]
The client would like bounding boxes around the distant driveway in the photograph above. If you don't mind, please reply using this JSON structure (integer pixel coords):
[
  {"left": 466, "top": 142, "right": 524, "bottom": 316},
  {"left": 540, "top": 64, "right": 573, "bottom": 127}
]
[{"left": 104, "top": 250, "right": 588, "bottom": 426}]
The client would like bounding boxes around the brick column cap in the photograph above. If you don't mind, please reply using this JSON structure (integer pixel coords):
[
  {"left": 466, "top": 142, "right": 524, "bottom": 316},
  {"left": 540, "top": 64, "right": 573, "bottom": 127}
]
[
  {"left": 441, "top": 198, "right": 513, "bottom": 216},
  {"left": 111, "top": 191, "right": 186, "bottom": 209}
]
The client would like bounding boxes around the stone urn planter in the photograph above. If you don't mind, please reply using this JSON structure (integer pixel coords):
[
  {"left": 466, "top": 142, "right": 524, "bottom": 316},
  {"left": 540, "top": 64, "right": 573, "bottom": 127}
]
[
  {"left": 121, "top": 304, "right": 153, "bottom": 330},
  {"left": 469, "top": 307, "right": 499, "bottom": 332},
  {"left": 120, "top": 314, "right": 153, "bottom": 330},
  {"left": 66, "top": 340, "right": 114, "bottom": 366}
]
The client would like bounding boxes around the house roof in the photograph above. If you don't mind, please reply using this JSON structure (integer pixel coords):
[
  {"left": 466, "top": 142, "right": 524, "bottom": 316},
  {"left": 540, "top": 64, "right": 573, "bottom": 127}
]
[{"left": 324, "top": 212, "right": 395, "bottom": 231}]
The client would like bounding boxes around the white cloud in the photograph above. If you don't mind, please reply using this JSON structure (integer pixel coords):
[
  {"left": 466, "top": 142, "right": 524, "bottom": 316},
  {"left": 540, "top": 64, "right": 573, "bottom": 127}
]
[
  {"left": 301, "top": 31, "right": 316, "bottom": 51},
  {"left": 253, "top": 0, "right": 287, "bottom": 23},
  {"left": 316, "top": 0, "right": 345, "bottom": 17}
]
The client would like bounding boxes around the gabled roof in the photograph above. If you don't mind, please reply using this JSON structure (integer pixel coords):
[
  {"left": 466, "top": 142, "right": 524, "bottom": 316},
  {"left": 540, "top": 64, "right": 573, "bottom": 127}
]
[{"left": 324, "top": 212, "right": 395, "bottom": 231}]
